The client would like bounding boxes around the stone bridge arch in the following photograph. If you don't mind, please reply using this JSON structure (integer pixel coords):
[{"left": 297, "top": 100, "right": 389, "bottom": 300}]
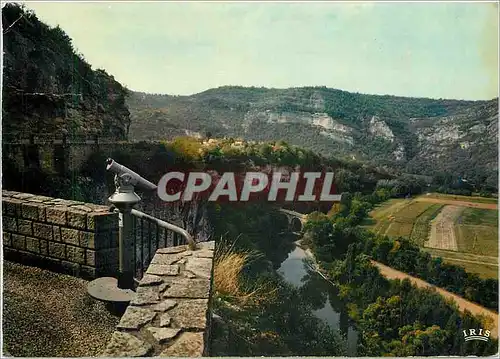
[{"left": 279, "top": 208, "right": 307, "bottom": 233}]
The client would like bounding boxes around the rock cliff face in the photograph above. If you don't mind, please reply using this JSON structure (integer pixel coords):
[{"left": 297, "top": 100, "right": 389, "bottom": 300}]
[
  {"left": 406, "top": 100, "right": 498, "bottom": 186},
  {"left": 127, "top": 87, "right": 498, "bottom": 188},
  {"left": 2, "top": 3, "right": 130, "bottom": 140},
  {"left": 368, "top": 116, "right": 395, "bottom": 142}
]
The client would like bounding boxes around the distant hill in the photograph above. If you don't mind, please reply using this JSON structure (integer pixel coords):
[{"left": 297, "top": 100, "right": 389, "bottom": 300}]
[
  {"left": 2, "top": 3, "right": 130, "bottom": 140},
  {"left": 127, "top": 86, "right": 498, "bottom": 190}
]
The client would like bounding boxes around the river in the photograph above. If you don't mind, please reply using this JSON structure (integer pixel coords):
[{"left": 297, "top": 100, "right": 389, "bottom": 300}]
[{"left": 277, "top": 240, "right": 359, "bottom": 356}]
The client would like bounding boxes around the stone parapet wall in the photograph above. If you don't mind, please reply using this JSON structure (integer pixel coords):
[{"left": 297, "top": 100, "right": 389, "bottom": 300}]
[
  {"left": 103, "top": 241, "right": 215, "bottom": 357},
  {"left": 2, "top": 190, "right": 119, "bottom": 279}
]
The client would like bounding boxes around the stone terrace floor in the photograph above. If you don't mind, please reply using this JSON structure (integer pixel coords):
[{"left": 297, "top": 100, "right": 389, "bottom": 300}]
[{"left": 3, "top": 261, "right": 120, "bottom": 357}]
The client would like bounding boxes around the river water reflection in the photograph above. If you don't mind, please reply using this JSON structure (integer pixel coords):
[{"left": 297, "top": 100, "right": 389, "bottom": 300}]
[{"left": 277, "top": 243, "right": 359, "bottom": 356}]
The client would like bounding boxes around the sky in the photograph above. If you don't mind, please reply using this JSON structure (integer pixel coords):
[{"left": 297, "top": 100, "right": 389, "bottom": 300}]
[{"left": 22, "top": 1, "right": 499, "bottom": 100}]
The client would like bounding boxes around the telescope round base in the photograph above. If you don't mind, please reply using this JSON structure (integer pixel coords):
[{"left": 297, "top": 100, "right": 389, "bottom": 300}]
[{"left": 87, "top": 277, "right": 135, "bottom": 303}]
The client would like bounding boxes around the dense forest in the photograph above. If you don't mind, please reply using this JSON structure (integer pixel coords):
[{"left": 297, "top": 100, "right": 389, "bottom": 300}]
[
  {"left": 300, "top": 187, "right": 498, "bottom": 356},
  {"left": 1, "top": 3, "right": 130, "bottom": 139}
]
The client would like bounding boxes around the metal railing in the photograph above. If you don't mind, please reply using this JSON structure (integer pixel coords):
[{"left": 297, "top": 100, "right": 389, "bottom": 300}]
[{"left": 118, "top": 208, "right": 195, "bottom": 284}]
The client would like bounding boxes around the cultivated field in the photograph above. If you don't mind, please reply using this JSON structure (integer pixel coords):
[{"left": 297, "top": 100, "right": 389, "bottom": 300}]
[
  {"left": 425, "top": 205, "right": 462, "bottom": 251},
  {"left": 415, "top": 193, "right": 497, "bottom": 210},
  {"left": 418, "top": 193, "right": 498, "bottom": 205},
  {"left": 424, "top": 248, "right": 499, "bottom": 279},
  {"left": 409, "top": 204, "right": 444, "bottom": 245},
  {"left": 368, "top": 194, "right": 499, "bottom": 279},
  {"left": 368, "top": 200, "right": 435, "bottom": 239}
]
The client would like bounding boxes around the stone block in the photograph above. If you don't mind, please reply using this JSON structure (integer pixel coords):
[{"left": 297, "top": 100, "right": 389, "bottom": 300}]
[
  {"left": 61, "top": 228, "right": 80, "bottom": 246},
  {"left": 12, "top": 193, "right": 35, "bottom": 200},
  {"left": 71, "top": 204, "right": 93, "bottom": 213},
  {"left": 53, "top": 226, "right": 62, "bottom": 242},
  {"left": 151, "top": 253, "right": 184, "bottom": 265},
  {"left": 160, "top": 313, "right": 172, "bottom": 327},
  {"left": 21, "top": 202, "right": 40, "bottom": 220},
  {"left": 25, "top": 236, "right": 40, "bottom": 253},
  {"left": 83, "top": 203, "right": 111, "bottom": 212},
  {"left": 2, "top": 190, "right": 20, "bottom": 197},
  {"left": 46, "top": 199, "right": 83, "bottom": 206},
  {"left": 39, "top": 239, "right": 49, "bottom": 255},
  {"left": 147, "top": 327, "right": 181, "bottom": 344},
  {"left": 117, "top": 307, "right": 156, "bottom": 330},
  {"left": 159, "top": 332, "right": 204, "bottom": 357},
  {"left": 17, "top": 219, "right": 33, "bottom": 236},
  {"left": 33, "top": 223, "right": 53, "bottom": 240},
  {"left": 85, "top": 249, "right": 96, "bottom": 266},
  {"left": 87, "top": 212, "right": 118, "bottom": 231},
  {"left": 3, "top": 217, "right": 17, "bottom": 232},
  {"left": 198, "top": 241, "right": 215, "bottom": 251},
  {"left": 3, "top": 199, "right": 22, "bottom": 216},
  {"left": 80, "top": 231, "right": 113, "bottom": 249},
  {"left": 130, "top": 286, "right": 161, "bottom": 306},
  {"left": 146, "top": 264, "right": 180, "bottom": 276},
  {"left": 168, "top": 299, "right": 209, "bottom": 329},
  {"left": 46, "top": 205, "right": 67, "bottom": 225},
  {"left": 185, "top": 257, "right": 213, "bottom": 279},
  {"left": 66, "top": 245, "right": 86, "bottom": 264},
  {"left": 139, "top": 274, "right": 164, "bottom": 286},
  {"left": 79, "top": 231, "right": 96, "bottom": 249},
  {"left": 157, "top": 245, "right": 188, "bottom": 254},
  {"left": 103, "top": 331, "right": 152, "bottom": 357},
  {"left": 11, "top": 234, "right": 26, "bottom": 250},
  {"left": 163, "top": 278, "right": 210, "bottom": 299},
  {"left": 37, "top": 204, "right": 48, "bottom": 222},
  {"left": 3, "top": 232, "right": 12, "bottom": 247},
  {"left": 48, "top": 242, "right": 65, "bottom": 259},
  {"left": 153, "top": 299, "right": 177, "bottom": 312},
  {"left": 27, "top": 195, "right": 53, "bottom": 203},
  {"left": 67, "top": 209, "right": 87, "bottom": 230},
  {"left": 193, "top": 250, "right": 214, "bottom": 259}
]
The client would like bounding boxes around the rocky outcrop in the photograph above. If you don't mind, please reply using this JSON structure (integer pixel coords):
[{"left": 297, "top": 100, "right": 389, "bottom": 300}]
[
  {"left": 368, "top": 116, "right": 395, "bottom": 142},
  {"left": 2, "top": 4, "right": 130, "bottom": 140}
]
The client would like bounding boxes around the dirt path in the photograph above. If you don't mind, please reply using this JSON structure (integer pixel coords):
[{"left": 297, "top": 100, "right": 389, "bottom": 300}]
[
  {"left": 415, "top": 197, "right": 497, "bottom": 210},
  {"left": 371, "top": 260, "right": 498, "bottom": 338},
  {"left": 426, "top": 205, "right": 462, "bottom": 251}
]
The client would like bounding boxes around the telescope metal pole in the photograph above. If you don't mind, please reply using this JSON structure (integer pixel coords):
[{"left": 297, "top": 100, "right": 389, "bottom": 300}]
[{"left": 117, "top": 208, "right": 135, "bottom": 289}]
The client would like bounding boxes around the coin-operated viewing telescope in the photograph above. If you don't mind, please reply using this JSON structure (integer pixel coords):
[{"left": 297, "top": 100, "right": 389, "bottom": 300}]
[
  {"left": 106, "top": 158, "right": 157, "bottom": 290},
  {"left": 106, "top": 158, "right": 157, "bottom": 207},
  {"left": 106, "top": 158, "right": 158, "bottom": 191}
]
